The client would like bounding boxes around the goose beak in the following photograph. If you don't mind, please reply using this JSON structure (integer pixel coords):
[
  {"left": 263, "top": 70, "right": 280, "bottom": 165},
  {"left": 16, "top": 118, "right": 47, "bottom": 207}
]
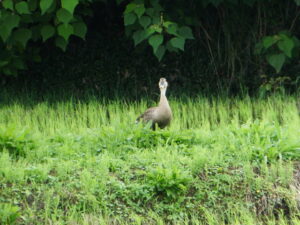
[{"left": 159, "top": 78, "right": 168, "bottom": 89}]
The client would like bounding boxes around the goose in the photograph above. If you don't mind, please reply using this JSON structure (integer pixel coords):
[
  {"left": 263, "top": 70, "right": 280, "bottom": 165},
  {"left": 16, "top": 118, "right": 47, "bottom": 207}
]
[{"left": 136, "top": 78, "right": 172, "bottom": 130}]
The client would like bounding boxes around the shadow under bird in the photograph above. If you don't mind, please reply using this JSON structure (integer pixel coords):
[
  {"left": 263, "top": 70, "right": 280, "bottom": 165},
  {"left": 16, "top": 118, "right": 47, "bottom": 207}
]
[{"left": 136, "top": 78, "right": 172, "bottom": 130}]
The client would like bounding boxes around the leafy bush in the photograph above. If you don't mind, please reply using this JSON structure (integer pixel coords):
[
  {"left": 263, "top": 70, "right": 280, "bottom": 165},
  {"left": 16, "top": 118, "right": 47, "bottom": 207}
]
[
  {"left": 0, "top": 127, "right": 35, "bottom": 157},
  {"left": 146, "top": 166, "right": 191, "bottom": 201},
  {"left": 255, "top": 31, "right": 300, "bottom": 73}
]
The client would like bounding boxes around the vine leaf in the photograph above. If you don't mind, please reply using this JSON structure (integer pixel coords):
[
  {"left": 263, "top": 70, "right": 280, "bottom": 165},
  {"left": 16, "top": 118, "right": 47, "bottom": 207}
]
[
  {"left": 57, "top": 24, "right": 74, "bottom": 41},
  {"left": 40, "top": 0, "right": 53, "bottom": 15},
  {"left": 178, "top": 26, "right": 194, "bottom": 39},
  {"left": 72, "top": 22, "right": 87, "bottom": 40},
  {"left": 55, "top": 36, "right": 68, "bottom": 51},
  {"left": 170, "top": 37, "right": 185, "bottom": 51},
  {"left": 61, "top": 0, "right": 79, "bottom": 14},
  {"left": 0, "top": 15, "right": 20, "bottom": 42},
  {"left": 262, "top": 36, "right": 277, "bottom": 49},
  {"left": 267, "top": 53, "right": 286, "bottom": 73},
  {"left": 139, "top": 16, "right": 151, "bottom": 28},
  {"left": 2, "top": 0, "right": 14, "bottom": 10},
  {"left": 124, "top": 12, "right": 137, "bottom": 26},
  {"left": 148, "top": 34, "right": 163, "bottom": 53},
  {"left": 12, "top": 28, "right": 32, "bottom": 48},
  {"left": 134, "top": 5, "right": 145, "bottom": 18},
  {"left": 56, "top": 8, "right": 73, "bottom": 24},
  {"left": 167, "top": 24, "right": 178, "bottom": 36},
  {"left": 277, "top": 35, "right": 294, "bottom": 58},
  {"left": 154, "top": 45, "right": 166, "bottom": 61},
  {"left": 41, "top": 24, "right": 55, "bottom": 42},
  {"left": 133, "top": 30, "right": 150, "bottom": 46},
  {"left": 15, "top": 1, "right": 31, "bottom": 14},
  {"left": 166, "top": 40, "right": 179, "bottom": 53},
  {"left": 125, "top": 3, "right": 137, "bottom": 13}
]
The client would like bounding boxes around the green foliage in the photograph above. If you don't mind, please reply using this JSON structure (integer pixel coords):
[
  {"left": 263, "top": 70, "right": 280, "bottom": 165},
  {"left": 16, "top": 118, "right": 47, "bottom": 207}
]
[
  {"left": 41, "top": 24, "right": 55, "bottom": 42},
  {"left": 259, "top": 74, "right": 291, "bottom": 97},
  {"left": 15, "top": 1, "right": 31, "bottom": 14},
  {"left": 61, "top": 0, "right": 79, "bottom": 14},
  {"left": 123, "top": 0, "right": 194, "bottom": 61},
  {"left": 13, "top": 28, "right": 32, "bottom": 48},
  {"left": 255, "top": 31, "right": 300, "bottom": 73},
  {"left": 40, "top": 0, "right": 53, "bottom": 15},
  {"left": 0, "top": 203, "right": 20, "bottom": 225},
  {"left": 0, "top": 0, "right": 300, "bottom": 95},
  {"left": 146, "top": 167, "right": 191, "bottom": 200},
  {"left": 0, "top": 0, "right": 85, "bottom": 76}
]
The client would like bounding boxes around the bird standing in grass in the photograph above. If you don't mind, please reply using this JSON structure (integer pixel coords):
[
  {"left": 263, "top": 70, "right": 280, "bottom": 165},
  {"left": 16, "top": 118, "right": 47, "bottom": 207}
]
[{"left": 136, "top": 78, "right": 172, "bottom": 130}]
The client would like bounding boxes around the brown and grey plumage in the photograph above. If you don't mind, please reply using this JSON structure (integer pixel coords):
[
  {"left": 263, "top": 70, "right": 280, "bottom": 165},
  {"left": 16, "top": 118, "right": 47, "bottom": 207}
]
[{"left": 136, "top": 78, "right": 172, "bottom": 130}]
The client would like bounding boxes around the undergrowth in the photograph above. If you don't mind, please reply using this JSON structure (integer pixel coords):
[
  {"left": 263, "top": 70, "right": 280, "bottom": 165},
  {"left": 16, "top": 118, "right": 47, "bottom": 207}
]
[{"left": 0, "top": 92, "right": 299, "bottom": 224}]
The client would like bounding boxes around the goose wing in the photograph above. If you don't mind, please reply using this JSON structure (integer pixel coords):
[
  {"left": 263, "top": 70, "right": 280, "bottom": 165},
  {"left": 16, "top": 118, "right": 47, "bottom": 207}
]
[{"left": 136, "top": 107, "right": 157, "bottom": 123}]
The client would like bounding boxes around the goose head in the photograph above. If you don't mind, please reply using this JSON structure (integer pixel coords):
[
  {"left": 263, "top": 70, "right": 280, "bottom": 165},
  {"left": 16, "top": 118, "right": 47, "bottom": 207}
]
[{"left": 158, "top": 78, "right": 168, "bottom": 90}]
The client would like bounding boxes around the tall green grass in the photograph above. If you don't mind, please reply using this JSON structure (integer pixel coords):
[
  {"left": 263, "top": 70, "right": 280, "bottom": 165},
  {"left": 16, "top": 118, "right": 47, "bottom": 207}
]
[{"left": 0, "top": 92, "right": 299, "bottom": 224}]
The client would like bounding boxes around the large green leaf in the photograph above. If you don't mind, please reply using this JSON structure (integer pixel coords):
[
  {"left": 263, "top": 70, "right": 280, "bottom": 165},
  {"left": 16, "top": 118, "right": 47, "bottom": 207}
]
[
  {"left": 12, "top": 28, "right": 32, "bottom": 48},
  {"left": 125, "top": 3, "right": 137, "bottom": 13},
  {"left": 167, "top": 24, "right": 178, "bottom": 36},
  {"left": 166, "top": 40, "right": 179, "bottom": 53},
  {"left": 46, "top": 0, "right": 56, "bottom": 13},
  {"left": 55, "top": 36, "right": 68, "bottom": 51},
  {"left": 2, "top": 0, "right": 13, "bottom": 10},
  {"left": 139, "top": 16, "right": 151, "bottom": 28},
  {"left": 132, "top": 30, "right": 149, "bottom": 46},
  {"left": 56, "top": 8, "right": 73, "bottom": 24},
  {"left": 72, "top": 22, "right": 87, "bottom": 39},
  {"left": 15, "top": 2, "right": 30, "bottom": 14},
  {"left": 57, "top": 24, "right": 74, "bottom": 41},
  {"left": 170, "top": 37, "right": 185, "bottom": 51},
  {"left": 0, "top": 27, "right": 10, "bottom": 42},
  {"left": 262, "top": 36, "right": 277, "bottom": 49},
  {"left": 41, "top": 24, "right": 55, "bottom": 42},
  {"left": 0, "top": 14, "right": 20, "bottom": 42},
  {"left": 61, "top": 0, "right": 79, "bottom": 14},
  {"left": 6, "top": 14, "right": 20, "bottom": 28},
  {"left": 178, "top": 26, "right": 194, "bottom": 39},
  {"left": 124, "top": 12, "right": 137, "bottom": 26},
  {"left": 277, "top": 34, "right": 294, "bottom": 58},
  {"left": 148, "top": 34, "right": 163, "bottom": 53},
  {"left": 40, "top": 0, "right": 53, "bottom": 15},
  {"left": 266, "top": 53, "right": 286, "bottom": 73},
  {"left": 134, "top": 4, "right": 145, "bottom": 18},
  {"left": 154, "top": 45, "right": 165, "bottom": 61},
  {"left": 145, "top": 26, "right": 156, "bottom": 36}
]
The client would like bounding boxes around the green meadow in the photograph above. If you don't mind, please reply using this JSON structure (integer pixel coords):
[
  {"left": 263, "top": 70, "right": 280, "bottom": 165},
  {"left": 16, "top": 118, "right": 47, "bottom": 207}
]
[{"left": 0, "top": 92, "right": 300, "bottom": 224}]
